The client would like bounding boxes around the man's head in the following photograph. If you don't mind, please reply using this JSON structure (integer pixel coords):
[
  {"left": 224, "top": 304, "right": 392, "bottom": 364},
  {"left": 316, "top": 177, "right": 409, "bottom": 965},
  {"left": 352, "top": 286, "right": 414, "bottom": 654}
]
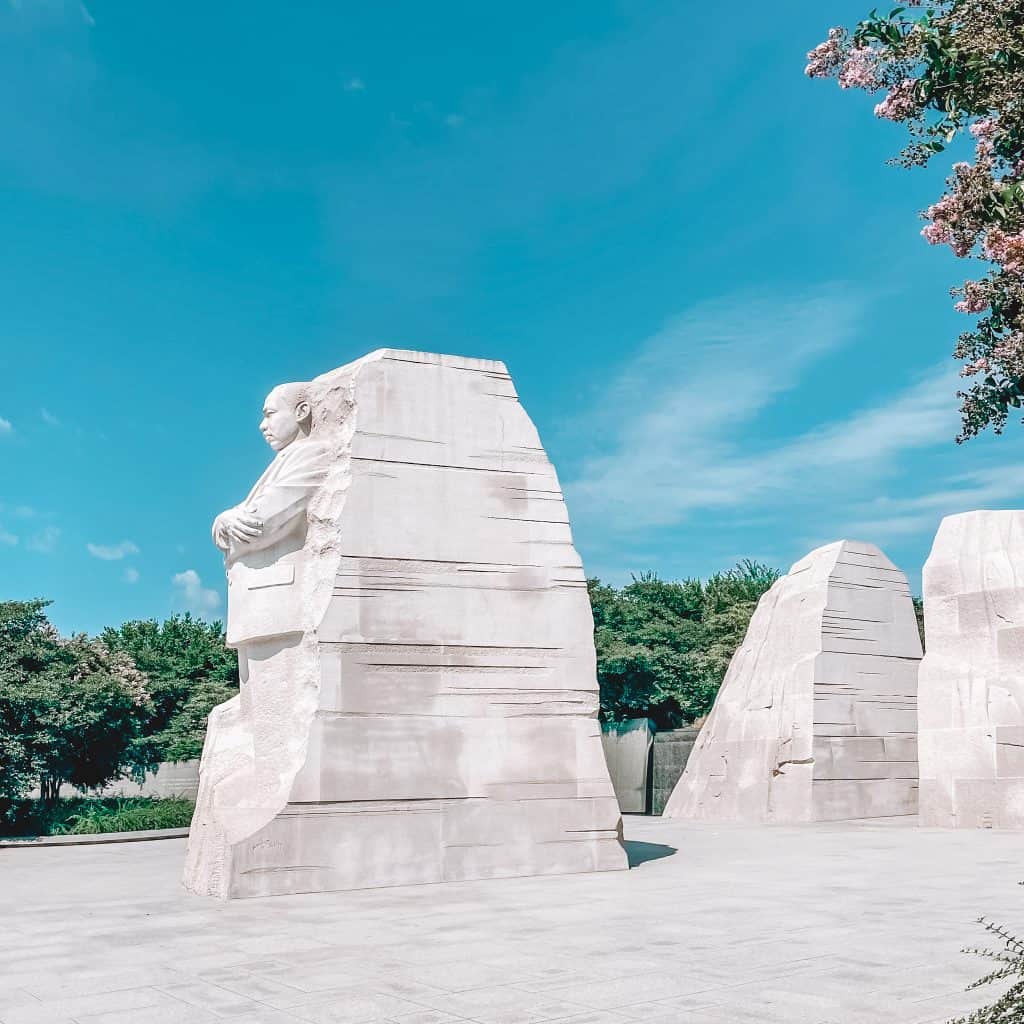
[{"left": 260, "top": 382, "right": 312, "bottom": 451}]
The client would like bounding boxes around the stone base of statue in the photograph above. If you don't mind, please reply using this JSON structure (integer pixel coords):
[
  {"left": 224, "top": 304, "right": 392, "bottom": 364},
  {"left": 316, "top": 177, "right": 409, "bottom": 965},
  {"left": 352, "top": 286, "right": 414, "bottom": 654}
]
[
  {"left": 183, "top": 350, "right": 626, "bottom": 898},
  {"left": 919, "top": 511, "right": 1024, "bottom": 828},
  {"left": 663, "top": 541, "right": 922, "bottom": 823}
]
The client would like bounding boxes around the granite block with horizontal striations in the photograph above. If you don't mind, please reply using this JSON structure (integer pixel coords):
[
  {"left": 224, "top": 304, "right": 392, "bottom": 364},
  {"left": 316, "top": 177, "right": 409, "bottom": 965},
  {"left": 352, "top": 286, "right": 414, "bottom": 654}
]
[
  {"left": 184, "top": 349, "right": 626, "bottom": 898},
  {"left": 663, "top": 540, "right": 922, "bottom": 823},
  {"left": 919, "top": 510, "right": 1024, "bottom": 828}
]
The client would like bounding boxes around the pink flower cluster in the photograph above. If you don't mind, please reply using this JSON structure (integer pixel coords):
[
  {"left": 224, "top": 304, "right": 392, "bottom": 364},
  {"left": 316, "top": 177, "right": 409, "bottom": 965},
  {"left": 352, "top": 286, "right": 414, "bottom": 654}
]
[
  {"left": 838, "top": 45, "right": 879, "bottom": 90},
  {"left": 921, "top": 159, "right": 995, "bottom": 257},
  {"left": 954, "top": 280, "right": 990, "bottom": 314},
  {"left": 922, "top": 194, "right": 969, "bottom": 253},
  {"left": 962, "top": 357, "right": 991, "bottom": 376},
  {"left": 970, "top": 118, "right": 998, "bottom": 158},
  {"left": 970, "top": 119, "right": 997, "bottom": 140},
  {"left": 874, "top": 79, "right": 917, "bottom": 121},
  {"left": 805, "top": 28, "right": 845, "bottom": 79},
  {"left": 993, "top": 333, "right": 1024, "bottom": 375},
  {"left": 984, "top": 228, "right": 1024, "bottom": 274}
]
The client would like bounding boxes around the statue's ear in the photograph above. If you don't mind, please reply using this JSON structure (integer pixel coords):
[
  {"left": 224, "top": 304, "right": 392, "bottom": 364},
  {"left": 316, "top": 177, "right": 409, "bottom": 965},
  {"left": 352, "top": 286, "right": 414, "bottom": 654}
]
[{"left": 295, "top": 399, "right": 312, "bottom": 424}]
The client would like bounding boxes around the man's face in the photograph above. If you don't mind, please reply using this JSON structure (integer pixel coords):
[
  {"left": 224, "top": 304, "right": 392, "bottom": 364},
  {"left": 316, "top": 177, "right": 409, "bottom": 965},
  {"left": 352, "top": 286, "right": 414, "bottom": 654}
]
[{"left": 260, "top": 390, "right": 302, "bottom": 451}]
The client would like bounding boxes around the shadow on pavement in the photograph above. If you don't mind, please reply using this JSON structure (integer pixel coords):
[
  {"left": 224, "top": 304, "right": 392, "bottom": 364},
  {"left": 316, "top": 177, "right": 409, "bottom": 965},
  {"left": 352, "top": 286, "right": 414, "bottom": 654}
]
[{"left": 625, "top": 840, "right": 677, "bottom": 867}]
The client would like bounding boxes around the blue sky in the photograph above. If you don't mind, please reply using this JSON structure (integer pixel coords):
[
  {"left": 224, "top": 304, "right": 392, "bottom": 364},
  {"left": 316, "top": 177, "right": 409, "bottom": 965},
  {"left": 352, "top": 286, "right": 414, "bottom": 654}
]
[{"left": 3, "top": 0, "right": 1023, "bottom": 635}]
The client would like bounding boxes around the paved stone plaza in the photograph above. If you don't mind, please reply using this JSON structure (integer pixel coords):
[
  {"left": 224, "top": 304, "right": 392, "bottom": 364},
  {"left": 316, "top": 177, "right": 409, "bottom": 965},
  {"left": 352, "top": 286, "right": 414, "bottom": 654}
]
[{"left": 1, "top": 816, "right": 1020, "bottom": 1024}]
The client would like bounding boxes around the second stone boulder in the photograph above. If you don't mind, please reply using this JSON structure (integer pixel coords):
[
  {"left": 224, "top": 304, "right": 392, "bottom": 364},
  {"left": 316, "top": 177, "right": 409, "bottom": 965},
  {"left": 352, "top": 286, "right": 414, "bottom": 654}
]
[{"left": 663, "top": 541, "right": 922, "bottom": 822}]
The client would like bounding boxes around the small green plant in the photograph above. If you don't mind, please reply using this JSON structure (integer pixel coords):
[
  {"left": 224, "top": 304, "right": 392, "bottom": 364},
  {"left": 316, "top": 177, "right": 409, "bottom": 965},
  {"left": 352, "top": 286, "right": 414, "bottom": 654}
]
[
  {"left": 951, "top": 907, "right": 1024, "bottom": 1023},
  {"left": 1, "top": 796, "right": 194, "bottom": 837},
  {"left": 53, "top": 797, "right": 195, "bottom": 834}
]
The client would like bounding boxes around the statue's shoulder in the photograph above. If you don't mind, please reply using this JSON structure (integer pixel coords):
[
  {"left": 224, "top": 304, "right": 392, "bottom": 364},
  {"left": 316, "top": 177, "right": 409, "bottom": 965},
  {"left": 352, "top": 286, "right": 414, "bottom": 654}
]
[
  {"left": 287, "top": 438, "right": 331, "bottom": 463},
  {"left": 273, "top": 438, "right": 332, "bottom": 482}
]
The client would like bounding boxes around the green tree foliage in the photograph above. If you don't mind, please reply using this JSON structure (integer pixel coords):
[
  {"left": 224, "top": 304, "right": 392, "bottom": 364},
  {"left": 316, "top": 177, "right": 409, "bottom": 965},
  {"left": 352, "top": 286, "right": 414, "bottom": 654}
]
[
  {"left": 0, "top": 599, "right": 155, "bottom": 806},
  {"left": 807, "top": 2, "right": 1024, "bottom": 440},
  {"left": 590, "top": 561, "right": 782, "bottom": 727},
  {"left": 101, "top": 615, "right": 238, "bottom": 761}
]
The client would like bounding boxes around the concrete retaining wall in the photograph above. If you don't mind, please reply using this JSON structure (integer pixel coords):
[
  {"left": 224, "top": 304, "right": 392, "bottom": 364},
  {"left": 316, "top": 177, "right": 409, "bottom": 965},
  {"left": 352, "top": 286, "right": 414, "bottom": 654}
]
[
  {"left": 30, "top": 761, "right": 202, "bottom": 802},
  {"left": 601, "top": 719, "right": 653, "bottom": 813},
  {"left": 651, "top": 727, "right": 700, "bottom": 816},
  {"left": 98, "top": 761, "right": 200, "bottom": 800}
]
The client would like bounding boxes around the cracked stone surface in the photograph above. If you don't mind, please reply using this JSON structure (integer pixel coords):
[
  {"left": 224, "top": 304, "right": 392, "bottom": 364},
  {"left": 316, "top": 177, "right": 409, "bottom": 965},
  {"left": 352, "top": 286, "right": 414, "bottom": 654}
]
[
  {"left": 919, "top": 510, "right": 1024, "bottom": 828},
  {"left": 184, "top": 349, "right": 626, "bottom": 898},
  {"left": 664, "top": 541, "right": 922, "bottom": 823}
]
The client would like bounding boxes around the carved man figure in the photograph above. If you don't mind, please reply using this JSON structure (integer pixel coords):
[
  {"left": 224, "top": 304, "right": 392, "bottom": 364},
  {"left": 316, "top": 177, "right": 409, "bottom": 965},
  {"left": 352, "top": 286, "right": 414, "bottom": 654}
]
[
  {"left": 212, "top": 381, "right": 329, "bottom": 646},
  {"left": 184, "top": 382, "right": 331, "bottom": 890}
]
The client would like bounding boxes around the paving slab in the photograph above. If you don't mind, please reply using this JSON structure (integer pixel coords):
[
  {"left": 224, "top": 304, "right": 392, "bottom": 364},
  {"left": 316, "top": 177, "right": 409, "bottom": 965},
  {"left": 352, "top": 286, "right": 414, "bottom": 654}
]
[{"left": 0, "top": 816, "right": 1020, "bottom": 1023}]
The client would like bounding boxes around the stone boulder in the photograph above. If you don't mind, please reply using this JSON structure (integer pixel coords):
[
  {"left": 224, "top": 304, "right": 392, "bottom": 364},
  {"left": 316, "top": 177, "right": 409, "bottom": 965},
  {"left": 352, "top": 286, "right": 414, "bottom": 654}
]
[
  {"left": 664, "top": 541, "right": 921, "bottom": 823},
  {"left": 919, "top": 510, "right": 1024, "bottom": 828}
]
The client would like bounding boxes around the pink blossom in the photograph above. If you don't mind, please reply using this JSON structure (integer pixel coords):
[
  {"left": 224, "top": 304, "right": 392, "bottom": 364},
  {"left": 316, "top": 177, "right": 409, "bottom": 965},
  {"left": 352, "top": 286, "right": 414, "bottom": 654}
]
[
  {"left": 969, "top": 119, "right": 998, "bottom": 160},
  {"left": 962, "top": 357, "right": 991, "bottom": 376},
  {"left": 922, "top": 194, "right": 963, "bottom": 251},
  {"left": 874, "top": 79, "right": 917, "bottom": 121},
  {"left": 805, "top": 28, "right": 845, "bottom": 78},
  {"left": 924, "top": 195, "right": 957, "bottom": 224},
  {"left": 922, "top": 222, "right": 951, "bottom": 245},
  {"left": 954, "top": 281, "right": 989, "bottom": 314},
  {"left": 984, "top": 229, "right": 1024, "bottom": 274},
  {"left": 838, "top": 46, "right": 879, "bottom": 90},
  {"left": 992, "top": 333, "right": 1024, "bottom": 373}
]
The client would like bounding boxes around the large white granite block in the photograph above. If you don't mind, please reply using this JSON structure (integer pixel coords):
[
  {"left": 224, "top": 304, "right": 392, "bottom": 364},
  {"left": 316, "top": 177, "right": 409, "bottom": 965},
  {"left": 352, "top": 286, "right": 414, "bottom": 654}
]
[
  {"left": 183, "top": 349, "right": 626, "bottom": 897},
  {"left": 919, "top": 511, "right": 1024, "bottom": 828},
  {"left": 663, "top": 541, "right": 921, "bottom": 822}
]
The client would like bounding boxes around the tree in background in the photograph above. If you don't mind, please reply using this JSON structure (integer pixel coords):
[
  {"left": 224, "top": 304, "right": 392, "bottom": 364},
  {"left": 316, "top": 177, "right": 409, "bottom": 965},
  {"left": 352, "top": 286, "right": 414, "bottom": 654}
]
[
  {"left": 0, "top": 600, "right": 154, "bottom": 806},
  {"left": 589, "top": 574, "right": 704, "bottom": 726},
  {"left": 806, "top": 2, "right": 1024, "bottom": 439},
  {"left": 101, "top": 614, "right": 238, "bottom": 761},
  {"left": 590, "top": 561, "right": 782, "bottom": 727}
]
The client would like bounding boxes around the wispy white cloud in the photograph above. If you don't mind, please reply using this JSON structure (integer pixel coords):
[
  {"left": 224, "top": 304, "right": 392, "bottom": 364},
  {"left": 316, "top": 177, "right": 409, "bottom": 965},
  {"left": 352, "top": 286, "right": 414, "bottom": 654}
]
[
  {"left": 0, "top": 528, "right": 17, "bottom": 546},
  {"left": 567, "top": 289, "right": 869, "bottom": 529},
  {"left": 87, "top": 539, "right": 139, "bottom": 561},
  {"left": 445, "top": 114, "right": 464, "bottom": 128},
  {"left": 838, "top": 463, "right": 1024, "bottom": 542},
  {"left": 40, "top": 407, "right": 60, "bottom": 426},
  {"left": 171, "top": 569, "right": 221, "bottom": 616},
  {"left": 0, "top": 503, "right": 35, "bottom": 519},
  {"left": 344, "top": 77, "right": 365, "bottom": 92},
  {"left": 122, "top": 566, "right": 139, "bottom": 584},
  {"left": 0, "top": 416, "right": 12, "bottom": 435},
  {"left": 27, "top": 526, "right": 59, "bottom": 553},
  {"left": 561, "top": 289, "right": 1014, "bottom": 583}
]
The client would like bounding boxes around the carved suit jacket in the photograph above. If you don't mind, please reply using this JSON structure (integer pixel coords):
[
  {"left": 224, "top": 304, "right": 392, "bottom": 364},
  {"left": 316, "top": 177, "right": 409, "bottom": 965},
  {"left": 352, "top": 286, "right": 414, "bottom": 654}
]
[{"left": 219, "top": 439, "right": 330, "bottom": 647}]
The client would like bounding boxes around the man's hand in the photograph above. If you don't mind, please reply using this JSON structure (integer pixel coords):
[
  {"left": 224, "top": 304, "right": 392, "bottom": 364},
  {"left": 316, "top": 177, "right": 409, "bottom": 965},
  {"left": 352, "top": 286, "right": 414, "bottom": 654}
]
[{"left": 212, "top": 508, "right": 264, "bottom": 550}]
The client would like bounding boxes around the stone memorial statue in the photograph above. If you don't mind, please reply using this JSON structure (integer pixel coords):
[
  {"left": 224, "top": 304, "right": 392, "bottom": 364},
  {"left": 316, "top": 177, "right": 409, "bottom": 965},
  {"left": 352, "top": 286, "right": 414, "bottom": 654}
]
[
  {"left": 918, "top": 510, "right": 1024, "bottom": 828},
  {"left": 664, "top": 541, "right": 922, "bottom": 823},
  {"left": 184, "top": 350, "right": 627, "bottom": 898}
]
